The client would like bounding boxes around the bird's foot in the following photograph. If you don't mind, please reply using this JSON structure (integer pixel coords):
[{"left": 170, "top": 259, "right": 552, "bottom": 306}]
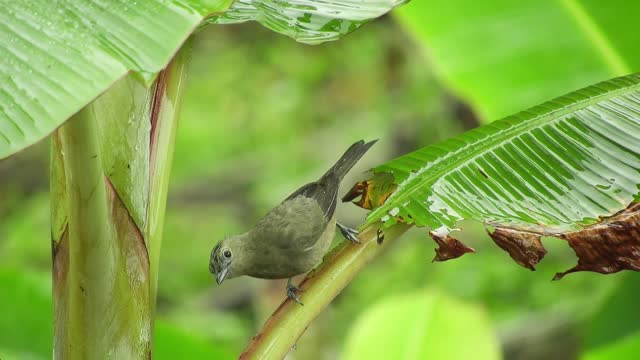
[
  {"left": 286, "top": 278, "right": 304, "bottom": 305},
  {"left": 337, "top": 222, "right": 360, "bottom": 244}
]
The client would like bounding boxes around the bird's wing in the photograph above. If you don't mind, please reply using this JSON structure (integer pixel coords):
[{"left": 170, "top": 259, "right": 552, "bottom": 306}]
[
  {"left": 257, "top": 194, "right": 331, "bottom": 250},
  {"left": 285, "top": 175, "right": 339, "bottom": 220}
]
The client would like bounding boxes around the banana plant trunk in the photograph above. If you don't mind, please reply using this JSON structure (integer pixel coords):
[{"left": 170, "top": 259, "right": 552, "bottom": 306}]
[{"left": 50, "top": 43, "right": 190, "bottom": 358}]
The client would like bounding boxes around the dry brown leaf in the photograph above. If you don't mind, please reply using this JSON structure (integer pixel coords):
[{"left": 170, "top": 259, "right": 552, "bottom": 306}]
[
  {"left": 487, "top": 227, "right": 547, "bottom": 271},
  {"left": 554, "top": 203, "right": 640, "bottom": 279},
  {"left": 342, "top": 172, "right": 396, "bottom": 210},
  {"left": 429, "top": 231, "right": 475, "bottom": 262}
]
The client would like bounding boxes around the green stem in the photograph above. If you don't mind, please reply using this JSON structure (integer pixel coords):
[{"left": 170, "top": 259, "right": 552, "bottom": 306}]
[
  {"left": 239, "top": 223, "right": 410, "bottom": 360},
  {"left": 50, "top": 42, "right": 191, "bottom": 359},
  {"left": 52, "top": 105, "right": 150, "bottom": 359},
  {"left": 148, "top": 40, "right": 192, "bottom": 320}
]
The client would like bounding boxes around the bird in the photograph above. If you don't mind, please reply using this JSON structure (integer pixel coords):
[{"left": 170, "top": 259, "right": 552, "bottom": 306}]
[{"left": 209, "top": 139, "right": 377, "bottom": 304}]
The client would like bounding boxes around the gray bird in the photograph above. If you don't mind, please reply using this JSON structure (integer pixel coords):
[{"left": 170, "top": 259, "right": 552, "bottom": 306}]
[{"left": 209, "top": 139, "right": 377, "bottom": 304}]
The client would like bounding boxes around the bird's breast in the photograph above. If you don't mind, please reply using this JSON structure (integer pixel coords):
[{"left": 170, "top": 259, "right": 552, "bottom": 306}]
[{"left": 244, "top": 197, "right": 337, "bottom": 279}]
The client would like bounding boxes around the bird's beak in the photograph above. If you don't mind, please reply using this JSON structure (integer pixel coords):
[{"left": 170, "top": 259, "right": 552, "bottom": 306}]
[{"left": 215, "top": 264, "right": 229, "bottom": 285}]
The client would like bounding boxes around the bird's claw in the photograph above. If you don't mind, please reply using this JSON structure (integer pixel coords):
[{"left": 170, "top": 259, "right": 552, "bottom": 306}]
[
  {"left": 286, "top": 279, "right": 304, "bottom": 305},
  {"left": 287, "top": 288, "right": 304, "bottom": 305},
  {"left": 337, "top": 223, "right": 360, "bottom": 244}
]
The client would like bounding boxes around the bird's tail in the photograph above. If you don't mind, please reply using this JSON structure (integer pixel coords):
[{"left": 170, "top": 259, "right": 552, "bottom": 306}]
[{"left": 323, "top": 139, "right": 378, "bottom": 181}]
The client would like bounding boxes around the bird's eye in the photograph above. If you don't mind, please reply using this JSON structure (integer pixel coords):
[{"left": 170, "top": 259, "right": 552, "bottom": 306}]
[{"left": 223, "top": 249, "right": 232, "bottom": 259}]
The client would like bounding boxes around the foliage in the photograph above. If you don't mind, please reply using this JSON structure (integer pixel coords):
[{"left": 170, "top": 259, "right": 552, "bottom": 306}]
[
  {"left": 3, "top": 20, "right": 454, "bottom": 359},
  {"left": 396, "top": 0, "right": 639, "bottom": 120},
  {"left": 154, "top": 319, "right": 237, "bottom": 360},
  {"left": 243, "top": 72, "right": 640, "bottom": 357},
  {"left": 0, "top": 268, "right": 51, "bottom": 359},
  {"left": 342, "top": 290, "right": 500, "bottom": 360},
  {"left": 354, "top": 73, "right": 640, "bottom": 277},
  {"left": 583, "top": 273, "right": 640, "bottom": 350},
  {"left": 0, "top": 0, "right": 228, "bottom": 158},
  {"left": 583, "top": 331, "right": 640, "bottom": 360},
  {"left": 2, "top": 2, "right": 640, "bottom": 359},
  {"left": 0, "top": 0, "right": 407, "bottom": 357},
  {"left": 366, "top": 73, "right": 640, "bottom": 230},
  {"left": 0, "top": 0, "right": 402, "bottom": 160},
  {"left": 206, "top": 0, "right": 406, "bottom": 44}
]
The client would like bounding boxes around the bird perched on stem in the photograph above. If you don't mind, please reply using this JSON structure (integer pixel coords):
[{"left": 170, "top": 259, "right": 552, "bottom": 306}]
[{"left": 209, "top": 139, "right": 377, "bottom": 304}]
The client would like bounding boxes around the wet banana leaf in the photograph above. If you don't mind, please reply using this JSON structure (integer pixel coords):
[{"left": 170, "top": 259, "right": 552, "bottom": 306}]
[
  {"left": 345, "top": 73, "right": 640, "bottom": 278},
  {"left": 0, "top": 0, "right": 404, "bottom": 159},
  {"left": 205, "top": 0, "right": 407, "bottom": 44}
]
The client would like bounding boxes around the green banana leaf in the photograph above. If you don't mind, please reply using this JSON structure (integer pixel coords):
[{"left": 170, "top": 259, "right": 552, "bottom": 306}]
[
  {"left": 347, "top": 73, "right": 640, "bottom": 277},
  {"left": 395, "top": 0, "right": 639, "bottom": 120},
  {"left": 342, "top": 290, "right": 501, "bottom": 360},
  {"left": 0, "top": 0, "right": 403, "bottom": 160},
  {"left": 583, "top": 331, "right": 640, "bottom": 360},
  {"left": 207, "top": 0, "right": 407, "bottom": 44}
]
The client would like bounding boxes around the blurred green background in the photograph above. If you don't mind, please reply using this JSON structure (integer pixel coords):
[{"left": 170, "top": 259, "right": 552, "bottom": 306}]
[{"left": 2, "top": 3, "right": 640, "bottom": 359}]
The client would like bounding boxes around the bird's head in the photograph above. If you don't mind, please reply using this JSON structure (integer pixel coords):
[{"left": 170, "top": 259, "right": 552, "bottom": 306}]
[{"left": 209, "top": 235, "right": 244, "bottom": 285}]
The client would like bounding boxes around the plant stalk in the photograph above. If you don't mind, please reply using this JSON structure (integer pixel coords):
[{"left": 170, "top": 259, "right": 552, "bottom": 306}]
[
  {"left": 52, "top": 104, "right": 151, "bottom": 359},
  {"left": 239, "top": 223, "right": 410, "bottom": 360},
  {"left": 50, "top": 43, "right": 191, "bottom": 359}
]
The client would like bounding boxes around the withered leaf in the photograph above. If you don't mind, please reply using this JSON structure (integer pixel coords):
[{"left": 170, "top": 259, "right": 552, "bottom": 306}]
[
  {"left": 342, "top": 172, "right": 396, "bottom": 210},
  {"left": 347, "top": 166, "right": 640, "bottom": 278},
  {"left": 487, "top": 226, "right": 547, "bottom": 271},
  {"left": 554, "top": 203, "right": 640, "bottom": 280},
  {"left": 429, "top": 231, "right": 475, "bottom": 262}
]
